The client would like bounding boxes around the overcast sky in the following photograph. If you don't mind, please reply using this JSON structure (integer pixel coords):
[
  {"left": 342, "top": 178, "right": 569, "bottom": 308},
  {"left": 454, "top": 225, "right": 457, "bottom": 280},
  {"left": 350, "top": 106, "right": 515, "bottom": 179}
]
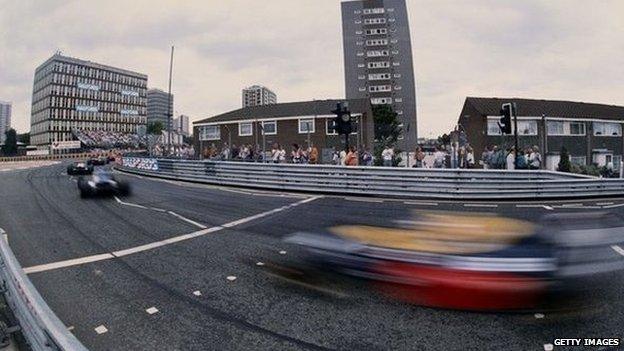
[{"left": 1, "top": 0, "right": 623, "bottom": 137}]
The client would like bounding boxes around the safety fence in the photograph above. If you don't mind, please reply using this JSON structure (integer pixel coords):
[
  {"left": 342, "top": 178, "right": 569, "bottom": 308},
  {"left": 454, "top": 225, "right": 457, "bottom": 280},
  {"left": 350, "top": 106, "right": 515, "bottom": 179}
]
[
  {"left": 116, "top": 157, "right": 624, "bottom": 200},
  {"left": 0, "top": 153, "right": 107, "bottom": 163},
  {"left": 0, "top": 234, "right": 88, "bottom": 350}
]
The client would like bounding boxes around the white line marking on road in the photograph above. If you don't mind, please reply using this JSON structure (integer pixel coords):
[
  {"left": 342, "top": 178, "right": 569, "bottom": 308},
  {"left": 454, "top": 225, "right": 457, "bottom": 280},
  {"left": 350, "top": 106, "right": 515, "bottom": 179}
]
[
  {"left": 344, "top": 197, "right": 384, "bottom": 203},
  {"left": 0, "top": 228, "right": 6, "bottom": 245},
  {"left": 602, "top": 203, "right": 624, "bottom": 209},
  {"left": 67, "top": 326, "right": 75, "bottom": 331},
  {"left": 534, "top": 313, "right": 544, "bottom": 319},
  {"left": 515, "top": 204, "right": 555, "bottom": 210},
  {"left": 94, "top": 325, "right": 108, "bottom": 334},
  {"left": 561, "top": 203, "right": 583, "bottom": 207},
  {"left": 24, "top": 196, "right": 323, "bottom": 274},
  {"left": 227, "top": 276, "right": 237, "bottom": 281},
  {"left": 145, "top": 307, "right": 159, "bottom": 315},
  {"left": 114, "top": 196, "right": 207, "bottom": 228},
  {"left": 24, "top": 254, "right": 115, "bottom": 274},
  {"left": 463, "top": 203, "right": 498, "bottom": 208},
  {"left": 193, "top": 290, "right": 202, "bottom": 296},
  {"left": 167, "top": 211, "right": 207, "bottom": 229},
  {"left": 403, "top": 201, "right": 438, "bottom": 206},
  {"left": 611, "top": 245, "right": 624, "bottom": 256},
  {"left": 597, "top": 202, "right": 614, "bottom": 206},
  {"left": 279, "top": 250, "right": 287, "bottom": 255},
  {"left": 113, "top": 196, "right": 148, "bottom": 210},
  {"left": 256, "top": 262, "right": 265, "bottom": 266},
  {"left": 544, "top": 344, "right": 553, "bottom": 351}
]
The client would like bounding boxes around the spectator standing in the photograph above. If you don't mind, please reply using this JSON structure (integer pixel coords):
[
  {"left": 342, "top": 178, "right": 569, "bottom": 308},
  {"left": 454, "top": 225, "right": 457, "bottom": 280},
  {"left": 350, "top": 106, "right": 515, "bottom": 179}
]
[
  {"left": 433, "top": 147, "right": 446, "bottom": 168},
  {"left": 271, "top": 143, "right": 280, "bottom": 163},
  {"left": 528, "top": 146, "right": 542, "bottom": 170},
  {"left": 362, "top": 148, "right": 373, "bottom": 166},
  {"left": 278, "top": 145, "right": 287, "bottom": 163},
  {"left": 516, "top": 149, "right": 528, "bottom": 169},
  {"left": 414, "top": 146, "right": 425, "bottom": 168},
  {"left": 331, "top": 147, "right": 340, "bottom": 165},
  {"left": 308, "top": 144, "right": 319, "bottom": 164},
  {"left": 506, "top": 148, "right": 516, "bottom": 170},
  {"left": 291, "top": 144, "right": 302, "bottom": 163},
  {"left": 381, "top": 146, "right": 394, "bottom": 167},
  {"left": 481, "top": 146, "right": 491, "bottom": 169},
  {"left": 346, "top": 146, "right": 359, "bottom": 166},
  {"left": 339, "top": 148, "right": 348, "bottom": 166},
  {"left": 231, "top": 144, "right": 240, "bottom": 160},
  {"left": 466, "top": 146, "right": 475, "bottom": 169},
  {"left": 221, "top": 143, "right": 231, "bottom": 160}
]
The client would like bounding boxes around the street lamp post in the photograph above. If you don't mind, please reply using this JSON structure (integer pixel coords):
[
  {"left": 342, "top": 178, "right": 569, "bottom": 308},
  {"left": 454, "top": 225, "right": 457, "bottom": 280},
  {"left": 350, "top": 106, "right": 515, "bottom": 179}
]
[{"left": 166, "top": 45, "right": 174, "bottom": 157}]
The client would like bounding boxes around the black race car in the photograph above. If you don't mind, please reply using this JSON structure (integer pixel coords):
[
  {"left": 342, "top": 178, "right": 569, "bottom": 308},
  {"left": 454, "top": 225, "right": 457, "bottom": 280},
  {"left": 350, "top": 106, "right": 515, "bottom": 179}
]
[
  {"left": 77, "top": 172, "right": 131, "bottom": 198},
  {"left": 87, "top": 156, "right": 109, "bottom": 166},
  {"left": 66, "top": 161, "right": 94, "bottom": 175}
]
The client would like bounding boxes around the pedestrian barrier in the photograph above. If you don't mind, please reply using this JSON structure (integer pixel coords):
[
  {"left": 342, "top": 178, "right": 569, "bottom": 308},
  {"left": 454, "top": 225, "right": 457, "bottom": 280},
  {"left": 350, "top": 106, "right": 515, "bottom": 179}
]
[
  {"left": 116, "top": 158, "right": 624, "bottom": 200},
  {"left": 0, "top": 235, "right": 88, "bottom": 351}
]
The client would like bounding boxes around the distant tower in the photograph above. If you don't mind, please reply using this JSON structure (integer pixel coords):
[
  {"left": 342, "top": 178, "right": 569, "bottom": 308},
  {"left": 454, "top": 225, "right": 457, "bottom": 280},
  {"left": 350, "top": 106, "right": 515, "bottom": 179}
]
[
  {"left": 0, "top": 101, "right": 11, "bottom": 144},
  {"left": 341, "top": 0, "right": 418, "bottom": 149},
  {"left": 242, "top": 85, "right": 277, "bottom": 107},
  {"left": 147, "top": 88, "right": 174, "bottom": 129}
]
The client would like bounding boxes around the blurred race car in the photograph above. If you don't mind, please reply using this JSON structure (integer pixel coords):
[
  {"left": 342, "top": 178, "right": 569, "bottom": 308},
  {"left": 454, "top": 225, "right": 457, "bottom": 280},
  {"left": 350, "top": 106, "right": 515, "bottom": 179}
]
[
  {"left": 66, "top": 161, "right": 93, "bottom": 175},
  {"left": 77, "top": 172, "right": 131, "bottom": 198},
  {"left": 285, "top": 211, "right": 624, "bottom": 311},
  {"left": 87, "top": 156, "right": 109, "bottom": 166}
]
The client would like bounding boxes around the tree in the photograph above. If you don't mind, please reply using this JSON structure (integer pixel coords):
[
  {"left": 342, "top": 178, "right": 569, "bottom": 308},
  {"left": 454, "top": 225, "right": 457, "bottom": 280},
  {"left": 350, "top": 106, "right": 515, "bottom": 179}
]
[
  {"left": 17, "top": 132, "right": 30, "bottom": 145},
  {"left": 2, "top": 129, "right": 18, "bottom": 156},
  {"left": 147, "top": 121, "right": 164, "bottom": 135},
  {"left": 558, "top": 146, "right": 571, "bottom": 172},
  {"left": 437, "top": 133, "right": 451, "bottom": 147},
  {"left": 372, "top": 105, "right": 403, "bottom": 166}
]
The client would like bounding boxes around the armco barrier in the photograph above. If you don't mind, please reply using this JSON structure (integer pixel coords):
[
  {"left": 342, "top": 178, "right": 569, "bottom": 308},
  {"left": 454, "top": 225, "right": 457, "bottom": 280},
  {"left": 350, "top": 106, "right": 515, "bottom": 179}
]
[
  {"left": 0, "top": 153, "right": 104, "bottom": 163},
  {"left": 0, "top": 235, "right": 88, "bottom": 351},
  {"left": 116, "top": 158, "right": 624, "bottom": 200}
]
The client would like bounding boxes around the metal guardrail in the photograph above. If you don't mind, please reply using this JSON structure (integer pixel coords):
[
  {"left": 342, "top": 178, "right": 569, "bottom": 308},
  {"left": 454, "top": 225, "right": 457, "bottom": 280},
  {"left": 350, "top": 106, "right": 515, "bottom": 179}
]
[
  {"left": 0, "top": 233, "right": 88, "bottom": 351},
  {"left": 0, "top": 153, "right": 107, "bottom": 163},
  {"left": 116, "top": 157, "right": 623, "bottom": 200}
]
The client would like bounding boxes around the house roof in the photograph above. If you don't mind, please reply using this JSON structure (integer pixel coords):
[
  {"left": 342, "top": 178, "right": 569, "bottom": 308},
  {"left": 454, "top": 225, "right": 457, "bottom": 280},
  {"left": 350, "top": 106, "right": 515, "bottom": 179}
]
[
  {"left": 465, "top": 97, "right": 624, "bottom": 120},
  {"left": 194, "top": 99, "right": 371, "bottom": 125}
]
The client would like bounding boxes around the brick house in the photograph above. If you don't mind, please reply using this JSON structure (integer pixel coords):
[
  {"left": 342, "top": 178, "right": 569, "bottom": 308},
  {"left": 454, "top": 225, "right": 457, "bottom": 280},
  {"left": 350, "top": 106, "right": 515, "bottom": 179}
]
[
  {"left": 458, "top": 97, "right": 624, "bottom": 170},
  {"left": 193, "top": 99, "right": 374, "bottom": 163}
]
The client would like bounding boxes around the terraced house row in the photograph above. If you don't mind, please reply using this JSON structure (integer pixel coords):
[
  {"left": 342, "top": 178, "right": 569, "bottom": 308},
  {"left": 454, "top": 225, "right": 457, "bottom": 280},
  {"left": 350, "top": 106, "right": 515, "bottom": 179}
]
[{"left": 459, "top": 97, "right": 624, "bottom": 170}]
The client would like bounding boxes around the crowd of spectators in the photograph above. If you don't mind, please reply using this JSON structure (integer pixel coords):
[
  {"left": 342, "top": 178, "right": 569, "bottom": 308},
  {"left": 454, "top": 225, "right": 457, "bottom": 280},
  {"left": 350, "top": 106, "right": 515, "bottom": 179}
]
[{"left": 73, "top": 129, "right": 148, "bottom": 149}]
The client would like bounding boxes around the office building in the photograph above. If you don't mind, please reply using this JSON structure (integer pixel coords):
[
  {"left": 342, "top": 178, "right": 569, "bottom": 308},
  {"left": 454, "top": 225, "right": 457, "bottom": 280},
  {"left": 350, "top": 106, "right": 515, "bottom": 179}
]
[
  {"left": 30, "top": 53, "right": 147, "bottom": 151},
  {"left": 0, "top": 101, "right": 11, "bottom": 144},
  {"left": 341, "top": 0, "right": 418, "bottom": 150},
  {"left": 242, "top": 85, "right": 277, "bottom": 107},
  {"left": 194, "top": 99, "right": 373, "bottom": 162},
  {"left": 147, "top": 88, "right": 174, "bottom": 129},
  {"left": 458, "top": 97, "right": 624, "bottom": 170},
  {"left": 175, "top": 115, "right": 190, "bottom": 137}
]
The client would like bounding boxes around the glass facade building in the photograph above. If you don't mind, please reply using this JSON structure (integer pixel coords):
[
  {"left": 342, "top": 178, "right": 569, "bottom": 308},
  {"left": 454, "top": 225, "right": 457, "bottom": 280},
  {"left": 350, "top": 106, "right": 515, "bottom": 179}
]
[{"left": 30, "top": 54, "right": 148, "bottom": 151}]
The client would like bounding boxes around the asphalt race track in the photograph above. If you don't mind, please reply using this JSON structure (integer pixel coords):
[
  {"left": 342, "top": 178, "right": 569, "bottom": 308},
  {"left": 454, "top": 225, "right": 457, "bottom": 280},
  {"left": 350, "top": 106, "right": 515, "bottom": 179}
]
[{"left": 1, "top": 162, "right": 623, "bottom": 351}]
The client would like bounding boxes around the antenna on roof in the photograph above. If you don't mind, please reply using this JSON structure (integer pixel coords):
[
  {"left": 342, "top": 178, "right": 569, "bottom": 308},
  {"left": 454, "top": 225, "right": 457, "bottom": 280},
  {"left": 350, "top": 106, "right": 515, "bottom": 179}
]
[{"left": 55, "top": 49, "right": 63, "bottom": 56}]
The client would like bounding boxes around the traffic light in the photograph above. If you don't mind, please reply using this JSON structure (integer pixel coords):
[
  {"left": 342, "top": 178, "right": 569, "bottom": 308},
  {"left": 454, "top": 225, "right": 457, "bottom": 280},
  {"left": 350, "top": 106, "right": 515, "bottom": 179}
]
[
  {"left": 331, "top": 102, "right": 352, "bottom": 135},
  {"left": 499, "top": 103, "right": 512, "bottom": 134}
]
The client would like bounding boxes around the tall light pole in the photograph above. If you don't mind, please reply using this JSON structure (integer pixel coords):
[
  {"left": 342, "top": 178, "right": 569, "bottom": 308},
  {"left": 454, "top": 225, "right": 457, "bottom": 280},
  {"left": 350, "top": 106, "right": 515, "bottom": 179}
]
[{"left": 166, "top": 46, "right": 174, "bottom": 157}]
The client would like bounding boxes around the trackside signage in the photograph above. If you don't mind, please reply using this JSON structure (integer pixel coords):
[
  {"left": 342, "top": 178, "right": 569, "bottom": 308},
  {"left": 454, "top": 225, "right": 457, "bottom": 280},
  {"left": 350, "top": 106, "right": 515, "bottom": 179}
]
[{"left": 122, "top": 157, "right": 159, "bottom": 171}]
